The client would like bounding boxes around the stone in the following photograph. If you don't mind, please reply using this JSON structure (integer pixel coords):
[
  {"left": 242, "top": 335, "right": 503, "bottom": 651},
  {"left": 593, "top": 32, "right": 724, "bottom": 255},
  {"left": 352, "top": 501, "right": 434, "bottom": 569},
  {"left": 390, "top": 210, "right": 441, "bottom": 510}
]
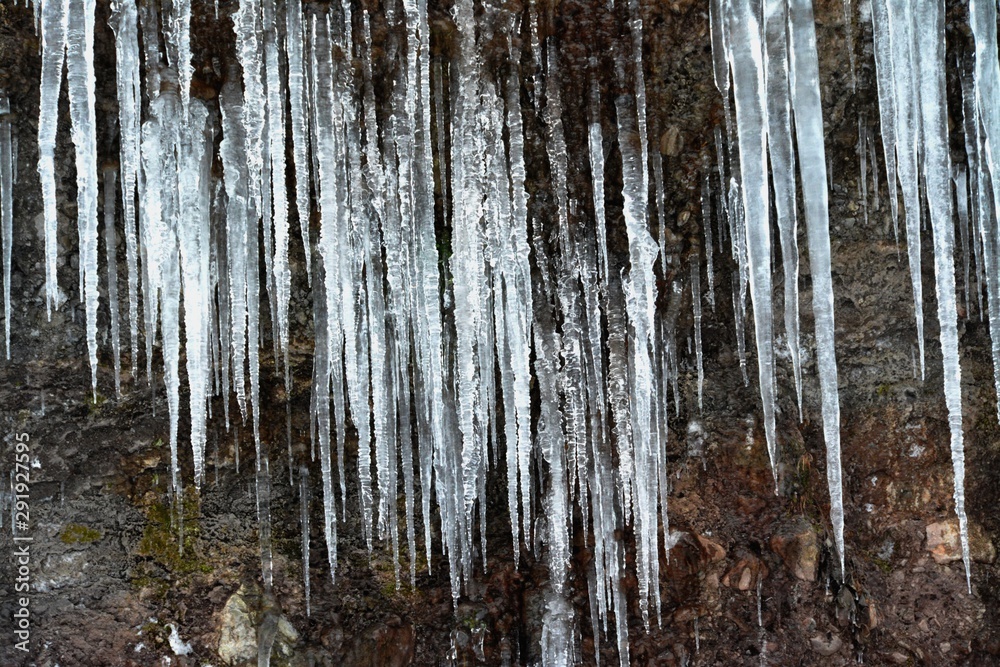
[
  {"left": 809, "top": 634, "right": 844, "bottom": 657},
  {"left": 770, "top": 520, "right": 819, "bottom": 582},
  {"left": 660, "top": 125, "right": 682, "bottom": 156},
  {"left": 694, "top": 534, "right": 726, "bottom": 563},
  {"left": 925, "top": 519, "right": 996, "bottom": 564},
  {"left": 722, "top": 553, "right": 768, "bottom": 591},
  {"left": 218, "top": 586, "right": 256, "bottom": 665}
]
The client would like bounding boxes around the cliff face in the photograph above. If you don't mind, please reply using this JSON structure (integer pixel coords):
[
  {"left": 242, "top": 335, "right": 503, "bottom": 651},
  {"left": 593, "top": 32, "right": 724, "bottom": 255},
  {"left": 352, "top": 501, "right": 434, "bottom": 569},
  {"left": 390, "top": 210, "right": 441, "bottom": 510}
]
[{"left": 1, "top": 0, "right": 999, "bottom": 666}]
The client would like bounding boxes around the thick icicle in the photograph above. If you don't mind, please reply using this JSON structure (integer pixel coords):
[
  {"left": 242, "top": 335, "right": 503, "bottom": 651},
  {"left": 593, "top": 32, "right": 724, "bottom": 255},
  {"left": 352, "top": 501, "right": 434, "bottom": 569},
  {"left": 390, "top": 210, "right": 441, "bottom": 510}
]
[
  {"left": 726, "top": 0, "right": 778, "bottom": 486},
  {"left": 789, "top": 0, "right": 844, "bottom": 578},
  {"left": 970, "top": 0, "right": 1000, "bottom": 424},
  {"left": 263, "top": 0, "right": 290, "bottom": 360},
  {"left": 66, "top": 0, "right": 99, "bottom": 397},
  {"left": 883, "top": 0, "right": 926, "bottom": 378},
  {"left": 38, "top": 0, "right": 67, "bottom": 320},
  {"left": 616, "top": 93, "right": 661, "bottom": 629},
  {"left": 109, "top": 0, "right": 141, "bottom": 380},
  {"left": 286, "top": 0, "right": 312, "bottom": 280}
]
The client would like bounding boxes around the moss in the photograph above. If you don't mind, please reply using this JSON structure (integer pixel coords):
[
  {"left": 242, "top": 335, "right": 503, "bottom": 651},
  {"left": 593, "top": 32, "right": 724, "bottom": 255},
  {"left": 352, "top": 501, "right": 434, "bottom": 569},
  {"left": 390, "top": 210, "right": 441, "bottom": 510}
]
[
  {"left": 137, "top": 488, "right": 210, "bottom": 576},
  {"left": 871, "top": 557, "right": 893, "bottom": 574},
  {"left": 60, "top": 523, "right": 102, "bottom": 544},
  {"left": 87, "top": 392, "right": 108, "bottom": 415}
]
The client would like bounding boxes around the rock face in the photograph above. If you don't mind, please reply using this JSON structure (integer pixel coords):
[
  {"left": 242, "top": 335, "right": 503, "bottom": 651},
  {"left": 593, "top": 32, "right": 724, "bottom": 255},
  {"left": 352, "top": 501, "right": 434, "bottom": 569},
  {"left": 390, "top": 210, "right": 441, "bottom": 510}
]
[{"left": 0, "top": 0, "right": 999, "bottom": 666}]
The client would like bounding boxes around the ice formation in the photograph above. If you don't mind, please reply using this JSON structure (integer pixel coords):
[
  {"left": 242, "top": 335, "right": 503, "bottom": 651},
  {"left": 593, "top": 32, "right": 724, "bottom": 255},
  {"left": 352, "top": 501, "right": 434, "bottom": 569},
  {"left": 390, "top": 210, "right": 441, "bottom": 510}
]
[{"left": 9, "top": 0, "right": 992, "bottom": 662}]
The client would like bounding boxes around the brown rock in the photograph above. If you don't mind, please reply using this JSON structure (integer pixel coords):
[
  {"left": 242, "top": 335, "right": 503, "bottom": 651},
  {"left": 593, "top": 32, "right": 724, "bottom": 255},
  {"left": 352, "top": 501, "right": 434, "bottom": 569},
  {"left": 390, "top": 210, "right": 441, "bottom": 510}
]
[
  {"left": 722, "top": 553, "right": 768, "bottom": 591},
  {"left": 694, "top": 534, "right": 726, "bottom": 564},
  {"left": 809, "top": 634, "right": 844, "bottom": 657},
  {"left": 660, "top": 125, "right": 682, "bottom": 156},
  {"left": 770, "top": 520, "right": 819, "bottom": 582},
  {"left": 925, "top": 519, "right": 997, "bottom": 564}
]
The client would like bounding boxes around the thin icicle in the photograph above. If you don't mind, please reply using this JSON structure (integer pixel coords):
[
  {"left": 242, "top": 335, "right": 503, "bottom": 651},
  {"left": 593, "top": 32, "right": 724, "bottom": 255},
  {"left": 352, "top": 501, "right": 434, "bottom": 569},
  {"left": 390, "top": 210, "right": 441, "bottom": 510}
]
[
  {"left": 871, "top": 0, "right": 899, "bottom": 242},
  {"left": 701, "top": 175, "right": 716, "bottom": 312},
  {"left": 692, "top": 256, "right": 704, "bottom": 413},
  {"left": 103, "top": 166, "right": 121, "bottom": 396},
  {"left": 764, "top": 0, "right": 802, "bottom": 418}
]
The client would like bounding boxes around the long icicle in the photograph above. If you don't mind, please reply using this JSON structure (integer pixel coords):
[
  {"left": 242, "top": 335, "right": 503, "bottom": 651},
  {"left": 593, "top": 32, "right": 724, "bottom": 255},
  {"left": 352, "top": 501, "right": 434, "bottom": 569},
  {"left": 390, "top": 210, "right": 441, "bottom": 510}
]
[{"left": 789, "top": 0, "right": 845, "bottom": 579}]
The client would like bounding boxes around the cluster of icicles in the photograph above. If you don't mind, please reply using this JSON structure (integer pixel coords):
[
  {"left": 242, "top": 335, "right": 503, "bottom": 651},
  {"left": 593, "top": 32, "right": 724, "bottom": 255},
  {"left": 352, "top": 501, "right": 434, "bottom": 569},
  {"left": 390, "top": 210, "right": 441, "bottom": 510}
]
[{"left": 6, "top": 0, "right": 992, "bottom": 662}]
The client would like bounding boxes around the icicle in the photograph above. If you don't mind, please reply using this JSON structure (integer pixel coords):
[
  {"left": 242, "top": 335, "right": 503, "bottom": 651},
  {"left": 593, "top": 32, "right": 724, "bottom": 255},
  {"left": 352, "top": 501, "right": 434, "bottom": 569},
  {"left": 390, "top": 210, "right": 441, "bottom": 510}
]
[
  {"left": 884, "top": 0, "right": 925, "bottom": 378},
  {"left": 616, "top": 92, "right": 661, "bottom": 629},
  {"left": 286, "top": 0, "right": 312, "bottom": 281},
  {"left": 310, "top": 14, "right": 344, "bottom": 575},
  {"left": 959, "top": 67, "right": 986, "bottom": 321},
  {"left": 110, "top": 0, "right": 141, "bottom": 380},
  {"left": 692, "top": 256, "right": 703, "bottom": 413},
  {"left": 300, "top": 466, "right": 311, "bottom": 617},
  {"left": 103, "top": 166, "right": 121, "bottom": 396},
  {"left": 257, "top": 451, "right": 273, "bottom": 593},
  {"left": 38, "top": 0, "right": 67, "bottom": 320},
  {"left": 220, "top": 70, "right": 250, "bottom": 425},
  {"left": 451, "top": 0, "right": 490, "bottom": 590},
  {"left": 263, "top": 0, "right": 291, "bottom": 361},
  {"left": 170, "top": 0, "right": 192, "bottom": 116},
  {"left": 955, "top": 165, "right": 971, "bottom": 317},
  {"left": 701, "top": 175, "right": 715, "bottom": 312},
  {"left": 763, "top": 0, "right": 802, "bottom": 418},
  {"left": 859, "top": 117, "right": 869, "bottom": 229},
  {"left": 501, "top": 36, "right": 534, "bottom": 562},
  {"left": 0, "top": 93, "right": 12, "bottom": 360},
  {"left": 66, "top": 0, "right": 100, "bottom": 397},
  {"left": 870, "top": 0, "right": 899, "bottom": 242},
  {"left": 178, "top": 99, "right": 213, "bottom": 488},
  {"left": 842, "top": 0, "right": 856, "bottom": 91},
  {"left": 726, "top": 0, "right": 778, "bottom": 486},
  {"left": 970, "top": 0, "right": 1000, "bottom": 426},
  {"left": 789, "top": 0, "right": 844, "bottom": 578}
]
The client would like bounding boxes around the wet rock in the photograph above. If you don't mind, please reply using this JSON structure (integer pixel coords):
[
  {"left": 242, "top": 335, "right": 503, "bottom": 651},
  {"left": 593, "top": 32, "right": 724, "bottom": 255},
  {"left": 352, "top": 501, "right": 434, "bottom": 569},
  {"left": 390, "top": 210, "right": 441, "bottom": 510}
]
[
  {"left": 218, "top": 586, "right": 256, "bottom": 664},
  {"left": 925, "top": 519, "right": 997, "bottom": 564},
  {"left": 693, "top": 533, "right": 726, "bottom": 563},
  {"left": 722, "top": 552, "right": 768, "bottom": 591},
  {"left": 660, "top": 125, "right": 682, "bottom": 156},
  {"left": 770, "top": 519, "right": 819, "bottom": 582},
  {"left": 809, "top": 633, "right": 844, "bottom": 656}
]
